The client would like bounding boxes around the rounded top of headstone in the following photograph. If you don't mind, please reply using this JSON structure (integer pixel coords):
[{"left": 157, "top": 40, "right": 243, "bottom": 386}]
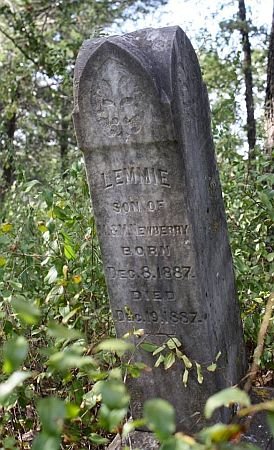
[
  {"left": 73, "top": 26, "right": 201, "bottom": 151},
  {"left": 73, "top": 26, "right": 196, "bottom": 105}
]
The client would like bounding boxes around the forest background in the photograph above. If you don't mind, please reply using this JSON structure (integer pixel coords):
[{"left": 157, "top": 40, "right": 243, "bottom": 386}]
[{"left": 0, "top": 0, "right": 273, "bottom": 449}]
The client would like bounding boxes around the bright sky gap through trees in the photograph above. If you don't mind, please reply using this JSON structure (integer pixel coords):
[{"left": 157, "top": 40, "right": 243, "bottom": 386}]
[
  {"left": 111, "top": 0, "right": 272, "bottom": 156},
  {"left": 115, "top": 0, "right": 273, "bottom": 42}
]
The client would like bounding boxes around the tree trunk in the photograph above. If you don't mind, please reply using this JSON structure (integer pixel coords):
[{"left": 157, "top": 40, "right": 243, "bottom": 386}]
[
  {"left": 265, "top": 1, "right": 274, "bottom": 154},
  {"left": 0, "top": 112, "right": 17, "bottom": 204},
  {"left": 60, "top": 101, "right": 69, "bottom": 176},
  {"left": 238, "top": 0, "right": 256, "bottom": 156}
]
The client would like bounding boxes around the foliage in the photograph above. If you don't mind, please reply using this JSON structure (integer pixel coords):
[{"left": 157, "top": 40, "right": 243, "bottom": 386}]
[
  {"left": 0, "top": 0, "right": 273, "bottom": 448},
  {"left": 0, "top": 0, "right": 167, "bottom": 197},
  {"left": 141, "top": 388, "right": 274, "bottom": 450},
  {"left": 0, "top": 148, "right": 272, "bottom": 448},
  {"left": 198, "top": 29, "right": 273, "bottom": 369},
  {"left": 0, "top": 164, "right": 113, "bottom": 448},
  {"left": 141, "top": 338, "right": 221, "bottom": 387},
  {"left": 219, "top": 151, "right": 273, "bottom": 367}
]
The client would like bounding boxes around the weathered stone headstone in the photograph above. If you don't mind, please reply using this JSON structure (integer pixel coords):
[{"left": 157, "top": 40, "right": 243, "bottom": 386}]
[{"left": 73, "top": 26, "right": 246, "bottom": 432}]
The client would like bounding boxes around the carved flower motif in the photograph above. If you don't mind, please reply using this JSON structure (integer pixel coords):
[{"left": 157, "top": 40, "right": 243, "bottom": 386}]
[{"left": 91, "top": 58, "right": 144, "bottom": 138}]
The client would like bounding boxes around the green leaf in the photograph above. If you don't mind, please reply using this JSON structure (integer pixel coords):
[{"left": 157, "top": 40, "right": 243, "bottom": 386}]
[
  {"left": 47, "top": 322, "right": 83, "bottom": 341},
  {"left": 166, "top": 338, "right": 181, "bottom": 349},
  {"left": 65, "top": 403, "right": 80, "bottom": 419},
  {"left": 108, "top": 367, "right": 123, "bottom": 380},
  {"left": 3, "top": 336, "right": 28, "bottom": 374},
  {"left": 0, "top": 256, "right": 7, "bottom": 267},
  {"left": 43, "top": 189, "right": 54, "bottom": 207},
  {"left": 82, "top": 390, "right": 100, "bottom": 409},
  {"left": 96, "top": 338, "right": 134, "bottom": 354},
  {"left": 195, "top": 362, "right": 203, "bottom": 384},
  {"left": 267, "top": 411, "right": 274, "bottom": 436},
  {"left": 144, "top": 399, "right": 176, "bottom": 441},
  {"left": 205, "top": 387, "right": 251, "bottom": 419},
  {"left": 44, "top": 266, "right": 58, "bottom": 284},
  {"left": 164, "top": 352, "right": 176, "bottom": 370},
  {"left": 99, "top": 380, "right": 130, "bottom": 410},
  {"left": 99, "top": 404, "right": 128, "bottom": 431},
  {"left": 207, "top": 363, "right": 217, "bottom": 372},
  {"left": 155, "top": 354, "right": 165, "bottom": 367},
  {"left": 259, "top": 192, "right": 272, "bottom": 210},
  {"left": 71, "top": 274, "right": 82, "bottom": 284},
  {"left": 123, "top": 328, "right": 144, "bottom": 338},
  {"left": 53, "top": 205, "right": 70, "bottom": 221},
  {"left": 91, "top": 380, "right": 105, "bottom": 395},
  {"left": 47, "top": 348, "right": 96, "bottom": 372},
  {"left": 9, "top": 280, "right": 22, "bottom": 290},
  {"left": 107, "top": 408, "right": 128, "bottom": 431},
  {"left": 38, "top": 397, "right": 65, "bottom": 435},
  {"left": 11, "top": 296, "right": 41, "bottom": 325},
  {"left": 24, "top": 179, "right": 40, "bottom": 193},
  {"left": 37, "top": 222, "right": 48, "bottom": 233},
  {"left": 198, "top": 423, "right": 242, "bottom": 444},
  {"left": 153, "top": 345, "right": 166, "bottom": 356},
  {"left": 141, "top": 342, "right": 159, "bottom": 353},
  {"left": 182, "top": 354, "right": 192, "bottom": 369},
  {"left": 62, "top": 307, "right": 80, "bottom": 324},
  {"left": 32, "top": 433, "right": 61, "bottom": 450},
  {"left": 122, "top": 419, "right": 145, "bottom": 437},
  {"left": 266, "top": 253, "right": 274, "bottom": 262},
  {"left": 257, "top": 173, "right": 274, "bottom": 184},
  {"left": 64, "top": 241, "right": 76, "bottom": 260},
  {"left": 127, "top": 362, "right": 147, "bottom": 378},
  {"left": 215, "top": 351, "right": 222, "bottom": 361},
  {"left": 0, "top": 371, "right": 31, "bottom": 404},
  {"left": 0, "top": 223, "right": 13, "bottom": 233},
  {"left": 3, "top": 437, "right": 17, "bottom": 450},
  {"left": 182, "top": 368, "right": 189, "bottom": 387},
  {"left": 160, "top": 435, "right": 193, "bottom": 450},
  {"left": 89, "top": 433, "right": 109, "bottom": 445}
]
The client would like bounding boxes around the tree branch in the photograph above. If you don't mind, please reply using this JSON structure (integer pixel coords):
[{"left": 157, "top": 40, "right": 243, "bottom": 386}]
[
  {"left": 0, "top": 25, "right": 37, "bottom": 65},
  {"left": 0, "top": 25, "right": 49, "bottom": 77},
  {"left": 244, "top": 292, "right": 274, "bottom": 393}
]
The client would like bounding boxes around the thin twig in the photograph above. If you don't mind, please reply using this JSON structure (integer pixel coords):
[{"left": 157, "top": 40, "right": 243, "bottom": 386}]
[
  {"left": 244, "top": 292, "right": 274, "bottom": 393},
  {"left": 0, "top": 26, "right": 37, "bottom": 66},
  {"left": 0, "top": 25, "right": 49, "bottom": 78},
  {"left": 10, "top": 251, "right": 43, "bottom": 260}
]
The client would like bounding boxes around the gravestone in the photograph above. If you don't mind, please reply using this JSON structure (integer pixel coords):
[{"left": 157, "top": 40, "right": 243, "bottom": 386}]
[{"left": 73, "top": 26, "right": 246, "bottom": 432}]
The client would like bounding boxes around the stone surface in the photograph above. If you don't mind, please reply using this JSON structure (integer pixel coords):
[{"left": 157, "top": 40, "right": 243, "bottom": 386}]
[
  {"left": 73, "top": 26, "right": 246, "bottom": 432},
  {"left": 107, "top": 431, "right": 159, "bottom": 450}
]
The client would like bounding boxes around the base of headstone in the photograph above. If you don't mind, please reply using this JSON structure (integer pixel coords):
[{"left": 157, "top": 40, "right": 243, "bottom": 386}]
[
  {"left": 107, "top": 431, "right": 159, "bottom": 450},
  {"left": 107, "top": 388, "right": 274, "bottom": 450}
]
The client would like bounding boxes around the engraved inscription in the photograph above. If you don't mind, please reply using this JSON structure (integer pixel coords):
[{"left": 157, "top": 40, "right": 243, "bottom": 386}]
[
  {"left": 101, "top": 167, "right": 170, "bottom": 190},
  {"left": 130, "top": 290, "right": 175, "bottom": 302},
  {"left": 113, "top": 199, "right": 165, "bottom": 214},
  {"left": 122, "top": 245, "right": 170, "bottom": 257},
  {"left": 103, "top": 223, "right": 188, "bottom": 237},
  {"left": 106, "top": 265, "right": 193, "bottom": 280},
  {"left": 114, "top": 309, "right": 207, "bottom": 324},
  {"left": 91, "top": 58, "right": 144, "bottom": 138}
]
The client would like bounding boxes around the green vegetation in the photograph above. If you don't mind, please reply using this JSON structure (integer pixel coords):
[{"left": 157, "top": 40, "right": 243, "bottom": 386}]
[{"left": 0, "top": 0, "right": 273, "bottom": 448}]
